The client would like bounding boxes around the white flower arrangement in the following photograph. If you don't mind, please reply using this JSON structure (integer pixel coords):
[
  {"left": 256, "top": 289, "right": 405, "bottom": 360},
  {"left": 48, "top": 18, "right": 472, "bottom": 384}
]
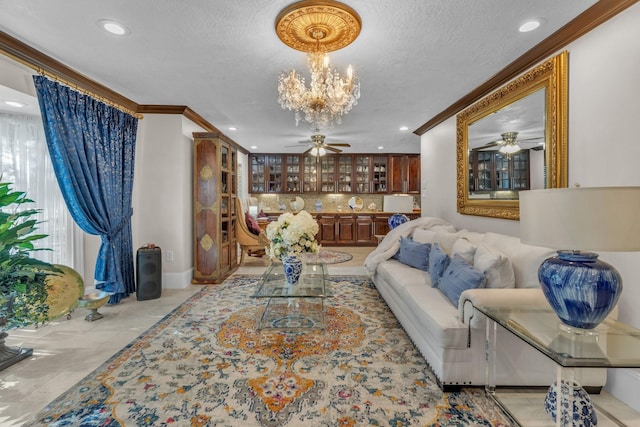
[{"left": 266, "top": 210, "right": 321, "bottom": 259}]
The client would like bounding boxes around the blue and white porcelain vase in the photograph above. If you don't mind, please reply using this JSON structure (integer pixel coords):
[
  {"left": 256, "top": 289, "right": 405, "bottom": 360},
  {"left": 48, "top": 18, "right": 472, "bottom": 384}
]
[
  {"left": 544, "top": 379, "right": 597, "bottom": 426},
  {"left": 388, "top": 213, "right": 409, "bottom": 230},
  {"left": 315, "top": 199, "right": 323, "bottom": 212},
  {"left": 538, "top": 250, "right": 622, "bottom": 330},
  {"left": 282, "top": 255, "right": 303, "bottom": 286}
]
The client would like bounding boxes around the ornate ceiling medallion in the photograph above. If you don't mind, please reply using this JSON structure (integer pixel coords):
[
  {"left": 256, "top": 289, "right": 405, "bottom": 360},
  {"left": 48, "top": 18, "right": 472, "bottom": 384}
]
[{"left": 275, "top": 0, "right": 362, "bottom": 53}]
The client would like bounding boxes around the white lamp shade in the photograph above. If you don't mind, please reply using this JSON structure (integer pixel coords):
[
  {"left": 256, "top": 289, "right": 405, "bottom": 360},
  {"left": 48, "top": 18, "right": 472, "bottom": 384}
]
[{"left": 520, "top": 187, "right": 640, "bottom": 251}]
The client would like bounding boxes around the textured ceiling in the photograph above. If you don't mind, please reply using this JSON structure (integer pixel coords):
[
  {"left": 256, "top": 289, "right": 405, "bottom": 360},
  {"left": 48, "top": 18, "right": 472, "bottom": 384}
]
[{"left": 0, "top": 0, "right": 598, "bottom": 153}]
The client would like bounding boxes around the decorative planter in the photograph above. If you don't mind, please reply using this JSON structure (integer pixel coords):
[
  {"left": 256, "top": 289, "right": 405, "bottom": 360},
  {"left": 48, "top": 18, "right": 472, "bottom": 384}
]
[
  {"left": 388, "top": 213, "right": 409, "bottom": 230},
  {"left": 544, "top": 379, "right": 597, "bottom": 426},
  {"left": 282, "top": 256, "right": 303, "bottom": 286}
]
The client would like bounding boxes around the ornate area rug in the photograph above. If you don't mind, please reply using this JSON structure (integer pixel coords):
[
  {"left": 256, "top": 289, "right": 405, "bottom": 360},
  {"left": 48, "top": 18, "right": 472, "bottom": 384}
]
[
  {"left": 26, "top": 275, "right": 510, "bottom": 427},
  {"left": 304, "top": 249, "right": 353, "bottom": 264}
]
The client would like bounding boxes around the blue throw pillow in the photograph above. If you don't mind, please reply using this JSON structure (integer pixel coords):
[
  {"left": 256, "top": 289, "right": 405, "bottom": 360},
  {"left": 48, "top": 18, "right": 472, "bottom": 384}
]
[
  {"left": 436, "top": 254, "right": 487, "bottom": 306},
  {"left": 429, "top": 243, "right": 450, "bottom": 287},
  {"left": 397, "top": 236, "right": 431, "bottom": 271}
]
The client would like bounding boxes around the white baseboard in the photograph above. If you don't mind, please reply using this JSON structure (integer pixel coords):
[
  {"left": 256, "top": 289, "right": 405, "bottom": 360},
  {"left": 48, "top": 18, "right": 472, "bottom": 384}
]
[
  {"left": 605, "top": 368, "right": 640, "bottom": 412},
  {"left": 162, "top": 268, "right": 193, "bottom": 289}
]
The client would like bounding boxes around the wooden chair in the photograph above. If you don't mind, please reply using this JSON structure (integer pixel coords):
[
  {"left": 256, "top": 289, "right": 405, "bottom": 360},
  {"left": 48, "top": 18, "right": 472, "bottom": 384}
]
[{"left": 235, "top": 197, "right": 269, "bottom": 265}]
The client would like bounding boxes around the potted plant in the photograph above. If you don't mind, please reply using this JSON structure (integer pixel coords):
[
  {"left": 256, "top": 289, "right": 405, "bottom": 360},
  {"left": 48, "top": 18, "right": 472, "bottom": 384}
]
[{"left": 0, "top": 180, "right": 57, "bottom": 370}]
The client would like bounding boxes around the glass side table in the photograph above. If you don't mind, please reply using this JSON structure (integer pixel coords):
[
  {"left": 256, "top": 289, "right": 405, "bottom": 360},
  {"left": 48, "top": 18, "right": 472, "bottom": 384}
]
[
  {"left": 251, "top": 262, "right": 331, "bottom": 330},
  {"left": 477, "top": 305, "right": 640, "bottom": 426}
]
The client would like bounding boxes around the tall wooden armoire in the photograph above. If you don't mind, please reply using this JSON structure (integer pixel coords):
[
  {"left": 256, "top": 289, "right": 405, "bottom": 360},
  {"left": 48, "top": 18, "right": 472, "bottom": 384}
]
[{"left": 192, "top": 132, "right": 238, "bottom": 283}]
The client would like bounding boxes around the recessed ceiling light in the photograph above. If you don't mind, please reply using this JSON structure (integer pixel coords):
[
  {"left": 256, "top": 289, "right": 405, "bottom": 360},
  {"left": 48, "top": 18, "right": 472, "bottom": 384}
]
[
  {"left": 399, "top": 126, "right": 409, "bottom": 131},
  {"left": 5, "top": 100, "right": 26, "bottom": 108},
  {"left": 378, "top": 146, "right": 384, "bottom": 150},
  {"left": 519, "top": 20, "right": 541, "bottom": 32},
  {"left": 250, "top": 145, "right": 258, "bottom": 150},
  {"left": 97, "top": 19, "right": 130, "bottom": 36},
  {"left": 229, "top": 126, "right": 237, "bottom": 131}
]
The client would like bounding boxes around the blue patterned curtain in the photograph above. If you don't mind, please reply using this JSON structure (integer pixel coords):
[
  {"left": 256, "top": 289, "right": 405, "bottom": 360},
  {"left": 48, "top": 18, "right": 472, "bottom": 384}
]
[{"left": 33, "top": 76, "right": 137, "bottom": 304}]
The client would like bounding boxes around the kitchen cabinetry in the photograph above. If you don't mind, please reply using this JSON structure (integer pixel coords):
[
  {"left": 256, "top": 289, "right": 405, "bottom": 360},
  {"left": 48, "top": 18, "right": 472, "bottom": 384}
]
[
  {"left": 249, "top": 153, "right": 417, "bottom": 194},
  {"left": 193, "top": 132, "right": 238, "bottom": 284},
  {"left": 355, "top": 215, "right": 374, "bottom": 244},
  {"left": 251, "top": 154, "right": 284, "bottom": 193},
  {"left": 317, "top": 214, "right": 337, "bottom": 243},
  {"left": 284, "top": 154, "right": 302, "bottom": 193},
  {"left": 337, "top": 215, "right": 356, "bottom": 243},
  {"left": 302, "top": 156, "right": 318, "bottom": 193},
  {"left": 319, "top": 155, "right": 337, "bottom": 193},
  {"left": 390, "top": 154, "right": 420, "bottom": 193},
  {"left": 468, "top": 150, "right": 530, "bottom": 192},
  {"left": 314, "top": 213, "right": 418, "bottom": 246}
]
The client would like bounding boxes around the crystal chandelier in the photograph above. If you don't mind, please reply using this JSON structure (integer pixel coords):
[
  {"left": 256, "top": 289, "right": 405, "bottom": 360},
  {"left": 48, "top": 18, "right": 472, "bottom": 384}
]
[
  {"left": 275, "top": 0, "right": 362, "bottom": 128},
  {"left": 278, "top": 51, "right": 360, "bottom": 128}
]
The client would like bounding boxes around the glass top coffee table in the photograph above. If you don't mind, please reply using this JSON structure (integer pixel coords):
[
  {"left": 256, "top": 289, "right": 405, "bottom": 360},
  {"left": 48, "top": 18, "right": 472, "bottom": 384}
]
[{"left": 251, "top": 262, "right": 331, "bottom": 330}]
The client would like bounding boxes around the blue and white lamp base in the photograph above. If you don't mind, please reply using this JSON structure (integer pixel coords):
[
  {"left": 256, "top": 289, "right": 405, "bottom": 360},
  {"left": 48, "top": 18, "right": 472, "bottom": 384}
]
[
  {"left": 544, "top": 379, "right": 597, "bottom": 426},
  {"left": 538, "top": 250, "right": 622, "bottom": 330}
]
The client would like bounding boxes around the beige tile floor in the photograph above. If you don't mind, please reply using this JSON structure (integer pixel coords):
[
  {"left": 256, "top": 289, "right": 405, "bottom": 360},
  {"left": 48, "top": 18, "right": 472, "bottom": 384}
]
[{"left": 1, "top": 246, "right": 638, "bottom": 426}]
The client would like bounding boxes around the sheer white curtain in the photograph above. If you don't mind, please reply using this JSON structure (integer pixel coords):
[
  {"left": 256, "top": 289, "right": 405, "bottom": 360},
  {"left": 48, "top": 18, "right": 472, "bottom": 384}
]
[{"left": 0, "top": 112, "right": 78, "bottom": 268}]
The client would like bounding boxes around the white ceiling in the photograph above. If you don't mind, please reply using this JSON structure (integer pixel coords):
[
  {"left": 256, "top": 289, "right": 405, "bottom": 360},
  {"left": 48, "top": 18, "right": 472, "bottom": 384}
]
[{"left": 0, "top": 0, "right": 598, "bottom": 154}]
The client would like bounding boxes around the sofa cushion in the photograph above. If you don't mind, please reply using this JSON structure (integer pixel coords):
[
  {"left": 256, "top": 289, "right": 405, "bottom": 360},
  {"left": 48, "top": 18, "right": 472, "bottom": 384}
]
[
  {"left": 428, "top": 243, "right": 450, "bottom": 287},
  {"left": 451, "top": 238, "right": 477, "bottom": 265},
  {"left": 397, "top": 236, "right": 431, "bottom": 271},
  {"left": 412, "top": 228, "right": 436, "bottom": 244},
  {"left": 436, "top": 254, "right": 486, "bottom": 306},
  {"left": 434, "top": 229, "right": 459, "bottom": 254},
  {"left": 473, "top": 243, "right": 515, "bottom": 289},
  {"left": 377, "top": 258, "right": 430, "bottom": 290},
  {"left": 482, "top": 232, "right": 555, "bottom": 288},
  {"left": 376, "top": 261, "right": 469, "bottom": 349}
]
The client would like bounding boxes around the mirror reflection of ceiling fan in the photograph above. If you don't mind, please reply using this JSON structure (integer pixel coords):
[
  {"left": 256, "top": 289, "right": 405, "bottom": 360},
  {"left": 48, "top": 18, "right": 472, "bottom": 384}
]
[
  {"left": 473, "top": 131, "right": 545, "bottom": 152},
  {"left": 286, "top": 133, "right": 351, "bottom": 156}
]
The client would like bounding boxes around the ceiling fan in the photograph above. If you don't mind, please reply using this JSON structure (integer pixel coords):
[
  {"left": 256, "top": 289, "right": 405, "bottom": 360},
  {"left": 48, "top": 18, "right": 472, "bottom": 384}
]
[
  {"left": 286, "top": 133, "right": 351, "bottom": 155},
  {"left": 472, "top": 131, "right": 545, "bottom": 152}
]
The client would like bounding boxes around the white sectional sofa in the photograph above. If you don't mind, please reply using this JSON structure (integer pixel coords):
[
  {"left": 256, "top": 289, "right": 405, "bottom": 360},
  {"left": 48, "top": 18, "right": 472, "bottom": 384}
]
[{"left": 364, "top": 217, "right": 609, "bottom": 391}]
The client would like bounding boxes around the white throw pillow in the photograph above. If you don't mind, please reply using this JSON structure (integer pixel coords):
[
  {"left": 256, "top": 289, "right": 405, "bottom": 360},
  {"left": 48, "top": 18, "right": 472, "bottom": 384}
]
[
  {"left": 412, "top": 228, "right": 436, "bottom": 244},
  {"left": 473, "top": 243, "right": 516, "bottom": 289},
  {"left": 434, "top": 230, "right": 459, "bottom": 254},
  {"left": 451, "top": 238, "right": 477, "bottom": 265}
]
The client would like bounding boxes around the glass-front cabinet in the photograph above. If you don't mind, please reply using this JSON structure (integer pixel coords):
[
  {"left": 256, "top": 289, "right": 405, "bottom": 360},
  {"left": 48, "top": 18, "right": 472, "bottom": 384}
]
[
  {"left": 250, "top": 155, "right": 265, "bottom": 193},
  {"left": 354, "top": 155, "right": 371, "bottom": 193},
  {"left": 249, "top": 153, "right": 418, "bottom": 194},
  {"left": 468, "top": 150, "right": 530, "bottom": 192},
  {"left": 371, "top": 155, "right": 388, "bottom": 193},
  {"left": 337, "top": 156, "right": 353, "bottom": 193},
  {"left": 319, "top": 155, "right": 336, "bottom": 193},
  {"left": 251, "top": 154, "right": 284, "bottom": 193},
  {"left": 303, "top": 156, "right": 318, "bottom": 192},
  {"left": 284, "top": 155, "right": 301, "bottom": 193}
]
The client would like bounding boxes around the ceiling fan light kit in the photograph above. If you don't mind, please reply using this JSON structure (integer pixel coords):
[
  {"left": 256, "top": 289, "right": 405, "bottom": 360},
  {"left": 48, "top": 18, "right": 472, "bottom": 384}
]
[
  {"left": 276, "top": 0, "right": 362, "bottom": 129},
  {"left": 498, "top": 131, "right": 522, "bottom": 154}
]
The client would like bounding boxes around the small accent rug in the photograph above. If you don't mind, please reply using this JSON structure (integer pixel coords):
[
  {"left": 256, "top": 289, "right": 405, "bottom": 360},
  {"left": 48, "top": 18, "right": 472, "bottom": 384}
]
[
  {"left": 304, "top": 249, "right": 353, "bottom": 264},
  {"left": 26, "top": 275, "right": 510, "bottom": 426}
]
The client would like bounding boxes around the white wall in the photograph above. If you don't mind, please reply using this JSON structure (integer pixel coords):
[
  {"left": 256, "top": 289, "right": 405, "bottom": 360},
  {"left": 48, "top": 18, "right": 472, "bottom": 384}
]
[
  {"left": 421, "top": 2, "right": 640, "bottom": 410},
  {"left": 83, "top": 114, "right": 199, "bottom": 290}
]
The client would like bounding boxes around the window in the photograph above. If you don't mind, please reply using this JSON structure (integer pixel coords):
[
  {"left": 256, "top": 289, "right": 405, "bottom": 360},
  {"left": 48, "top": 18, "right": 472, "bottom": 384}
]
[{"left": 0, "top": 112, "right": 79, "bottom": 269}]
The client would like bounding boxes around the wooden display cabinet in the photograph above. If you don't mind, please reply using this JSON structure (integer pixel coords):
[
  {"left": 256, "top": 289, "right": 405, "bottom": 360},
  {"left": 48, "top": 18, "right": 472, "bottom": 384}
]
[{"left": 193, "top": 132, "right": 238, "bottom": 284}]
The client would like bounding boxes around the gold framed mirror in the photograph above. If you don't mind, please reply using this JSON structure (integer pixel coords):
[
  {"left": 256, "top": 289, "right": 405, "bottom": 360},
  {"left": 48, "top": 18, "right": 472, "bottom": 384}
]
[{"left": 456, "top": 51, "right": 568, "bottom": 220}]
